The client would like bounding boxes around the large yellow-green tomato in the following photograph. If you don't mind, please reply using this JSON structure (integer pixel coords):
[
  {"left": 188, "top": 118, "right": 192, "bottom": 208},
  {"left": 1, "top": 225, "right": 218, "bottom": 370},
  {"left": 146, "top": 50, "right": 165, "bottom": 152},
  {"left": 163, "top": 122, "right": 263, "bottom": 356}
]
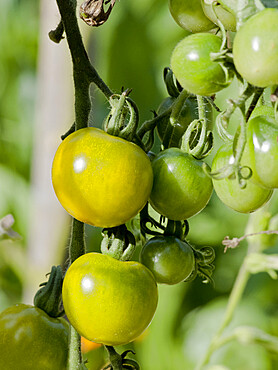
[
  {"left": 62, "top": 253, "right": 158, "bottom": 346},
  {"left": 169, "top": 0, "right": 215, "bottom": 33},
  {"left": 0, "top": 304, "right": 70, "bottom": 370},
  {"left": 233, "top": 8, "right": 278, "bottom": 87},
  {"left": 52, "top": 128, "right": 153, "bottom": 228},
  {"left": 212, "top": 144, "right": 272, "bottom": 213}
]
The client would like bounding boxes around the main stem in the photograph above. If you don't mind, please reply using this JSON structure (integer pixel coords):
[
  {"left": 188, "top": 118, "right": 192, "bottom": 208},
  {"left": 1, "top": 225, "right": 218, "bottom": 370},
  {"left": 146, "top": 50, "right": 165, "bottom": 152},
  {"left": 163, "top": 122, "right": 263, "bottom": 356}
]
[{"left": 54, "top": 0, "right": 113, "bottom": 368}]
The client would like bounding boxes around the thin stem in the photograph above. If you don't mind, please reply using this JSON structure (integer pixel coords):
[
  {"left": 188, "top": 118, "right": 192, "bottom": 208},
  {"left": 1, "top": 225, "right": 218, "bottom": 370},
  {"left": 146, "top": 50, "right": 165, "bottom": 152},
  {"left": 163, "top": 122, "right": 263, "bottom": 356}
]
[
  {"left": 137, "top": 107, "right": 172, "bottom": 140},
  {"left": 69, "top": 218, "right": 85, "bottom": 262},
  {"left": 68, "top": 326, "right": 82, "bottom": 368}
]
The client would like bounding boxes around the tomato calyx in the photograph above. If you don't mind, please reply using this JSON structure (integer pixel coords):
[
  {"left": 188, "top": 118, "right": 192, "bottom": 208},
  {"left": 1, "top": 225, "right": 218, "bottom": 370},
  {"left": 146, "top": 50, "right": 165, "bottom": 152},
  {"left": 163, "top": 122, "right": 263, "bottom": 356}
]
[
  {"left": 101, "top": 224, "right": 136, "bottom": 261},
  {"left": 189, "top": 246, "right": 215, "bottom": 284},
  {"left": 104, "top": 347, "right": 139, "bottom": 370},
  {"left": 163, "top": 67, "right": 182, "bottom": 98},
  {"left": 34, "top": 265, "right": 64, "bottom": 318},
  {"left": 104, "top": 89, "right": 139, "bottom": 142}
]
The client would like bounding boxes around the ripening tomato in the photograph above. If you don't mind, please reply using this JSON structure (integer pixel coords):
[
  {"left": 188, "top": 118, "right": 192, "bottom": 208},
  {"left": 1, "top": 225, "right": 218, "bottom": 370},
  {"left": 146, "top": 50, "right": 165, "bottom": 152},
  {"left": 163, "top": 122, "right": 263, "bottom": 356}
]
[
  {"left": 244, "top": 115, "right": 278, "bottom": 189},
  {"left": 140, "top": 236, "right": 195, "bottom": 284},
  {"left": 0, "top": 304, "right": 70, "bottom": 370},
  {"left": 212, "top": 144, "right": 273, "bottom": 213},
  {"left": 150, "top": 148, "right": 213, "bottom": 220},
  {"left": 201, "top": 0, "right": 236, "bottom": 31},
  {"left": 52, "top": 127, "right": 153, "bottom": 228},
  {"left": 62, "top": 253, "right": 158, "bottom": 346},
  {"left": 169, "top": 0, "right": 215, "bottom": 33},
  {"left": 233, "top": 8, "right": 278, "bottom": 87},
  {"left": 171, "top": 33, "right": 233, "bottom": 96}
]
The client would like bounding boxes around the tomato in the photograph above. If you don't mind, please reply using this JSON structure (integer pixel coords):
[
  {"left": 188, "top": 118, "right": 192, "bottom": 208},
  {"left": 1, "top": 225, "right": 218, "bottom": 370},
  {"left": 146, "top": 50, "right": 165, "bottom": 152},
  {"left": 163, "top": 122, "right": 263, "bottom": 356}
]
[
  {"left": 0, "top": 304, "right": 69, "bottom": 370},
  {"left": 156, "top": 96, "right": 213, "bottom": 147},
  {"left": 169, "top": 0, "right": 215, "bottom": 33},
  {"left": 150, "top": 148, "right": 213, "bottom": 220},
  {"left": 249, "top": 105, "right": 275, "bottom": 120},
  {"left": 244, "top": 115, "right": 278, "bottom": 189},
  {"left": 212, "top": 144, "right": 272, "bottom": 213},
  {"left": 171, "top": 33, "right": 233, "bottom": 96},
  {"left": 52, "top": 127, "right": 153, "bottom": 228},
  {"left": 140, "top": 236, "right": 195, "bottom": 284},
  {"left": 233, "top": 8, "right": 278, "bottom": 87},
  {"left": 201, "top": 0, "right": 236, "bottom": 32},
  {"left": 62, "top": 252, "right": 158, "bottom": 346}
]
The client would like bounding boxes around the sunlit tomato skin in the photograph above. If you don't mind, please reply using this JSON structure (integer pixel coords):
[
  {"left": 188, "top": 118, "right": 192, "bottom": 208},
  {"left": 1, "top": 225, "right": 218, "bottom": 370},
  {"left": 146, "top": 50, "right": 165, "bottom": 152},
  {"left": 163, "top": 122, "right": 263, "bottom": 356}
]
[
  {"left": 212, "top": 144, "right": 272, "bottom": 213},
  {"left": 249, "top": 105, "right": 275, "bottom": 120},
  {"left": 156, "top": 96, "right": 213, "bottom": 147},
  {"left": 169, "top": 0, "right": 215, "bottom": 33},
  {"left": 233, "top": 8, "right": 278, "bottom": 87},
  {"left": 201, "top": 1, "right": 236, "bottom": 31},
  {"left": 62, "top": 253, "right": 158, "bottom": 346},
  {"left": 0, "top": 304, "right": 69, "bottom": 370},
  {"left": 245, "top": 115, "right": 278, "bottom": 189},
  {"left": 171, "top": 34, "right": 233, "bottom": 96},
  {"left": 52, "top": 127, "right": 153, "bottom": 228},
  {"left": 150, "top": 148, "right": 213, "bottom": 220},
  {"left": 140, "top": 236, "right": 195, "bottom": 285}
]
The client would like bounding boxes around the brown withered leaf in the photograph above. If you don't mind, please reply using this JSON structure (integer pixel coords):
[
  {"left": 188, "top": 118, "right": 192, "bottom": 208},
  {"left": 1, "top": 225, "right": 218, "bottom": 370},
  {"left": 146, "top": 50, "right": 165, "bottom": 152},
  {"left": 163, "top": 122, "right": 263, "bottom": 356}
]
[{"left": 80, "top": 0, "right": 116, "bottom": 27}]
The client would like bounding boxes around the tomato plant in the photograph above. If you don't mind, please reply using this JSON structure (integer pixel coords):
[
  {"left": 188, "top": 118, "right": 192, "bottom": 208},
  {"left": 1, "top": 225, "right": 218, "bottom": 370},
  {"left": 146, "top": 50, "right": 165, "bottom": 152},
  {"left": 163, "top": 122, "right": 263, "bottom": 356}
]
[
  {"left": 62, "top": 252, "right": 158, "bottom": 346},
  {"left": 169, "top": 0, "right": 215, "bottom": 33},
  {"left": 52, "top": 127, "right": 153, "bottom": 228},
  {"left": 201, "top": 0, "right": 236, "bottom": 31},
  {"left": 0, "top": 304, "right": 70, "bottom": 370},
  {"left": 171, "top": 33, "right": 233, "bottom": 96},
  {"left": 212, "top": 144, "right": 273, "bottom": 213},
  {"left": 150, "top": 148, "right": 213, "bottom": 220},
  {"left": 233, "top": 8, "right": 278, "bottom": 87},
  {"left": 245, "top": 115, "right": 278, "bottom": 189},
  {"left": 140, "top": 236, "right": 195, "bottom": 285}
]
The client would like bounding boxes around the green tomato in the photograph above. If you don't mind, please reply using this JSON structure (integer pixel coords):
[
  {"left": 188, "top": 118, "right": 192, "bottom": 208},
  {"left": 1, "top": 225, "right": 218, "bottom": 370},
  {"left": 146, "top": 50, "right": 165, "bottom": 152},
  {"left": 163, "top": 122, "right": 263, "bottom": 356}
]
[
  {"left": 171, "top": 33, "right": 233, "bottom": 96},
  {"left": 245, "top": 115, "right": 278, "bottom": 189},
  {"left": 62, "top": 252, "right": 158, "bottom": 346},
  {"left": 233, "top": 8, "right": 278, "bottom": 87},
  {"left": 156, "top": 96, "right": 213, "bottom": 147},
  {"left": 212, "top": 144, "right": 272, "bottom": 213},
  {"left": 249, "top": 105, "right": 275, "bottom": 120},
  {"left": 169, "top": 0, "right": 215, "bottom": 33},
  {"left": 150, "top": 148, "right": 213, "bottom": 220},
  {"left": 201, "top": 0, "right": 236, "bottom": 32},
  {"left": 140, "top": 236, "right": 195, "bottom": 285},
  {"left": 0, "top": 304, "right": 70, "bottom": 370}
]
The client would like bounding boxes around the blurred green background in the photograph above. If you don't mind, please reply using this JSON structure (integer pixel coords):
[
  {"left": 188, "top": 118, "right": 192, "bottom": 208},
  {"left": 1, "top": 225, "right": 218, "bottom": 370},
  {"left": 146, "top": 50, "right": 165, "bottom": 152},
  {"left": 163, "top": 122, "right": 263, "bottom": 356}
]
[{"left": 1, "top": 0, "right": 278, "bottom": 369}]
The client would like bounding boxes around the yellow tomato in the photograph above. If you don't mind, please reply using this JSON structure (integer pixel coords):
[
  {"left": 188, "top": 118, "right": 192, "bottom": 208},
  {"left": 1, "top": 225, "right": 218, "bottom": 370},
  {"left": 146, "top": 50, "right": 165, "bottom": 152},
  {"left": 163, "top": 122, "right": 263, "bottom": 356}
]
[{"left": 52, "top": 128, "right": 153, "bottom": 228}]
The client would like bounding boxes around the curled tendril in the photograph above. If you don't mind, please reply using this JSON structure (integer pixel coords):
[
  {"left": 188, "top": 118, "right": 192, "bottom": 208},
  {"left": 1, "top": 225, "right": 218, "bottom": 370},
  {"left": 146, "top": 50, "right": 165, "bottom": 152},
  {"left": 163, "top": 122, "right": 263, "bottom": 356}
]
[
  {"left": 182, "top": 119, "right": 213, "bottom": 159},
  {"left": 163, "top": 67, "right": 181, "bottom": 98},
  {"left": 101, "top": 225, "right": 136, "bottom": 261},
  {"left": 140, "top": 204, "right": 165, "bottom": 237},
  {"left": 183, "top": 245, "right": 215, "bottom": 284},
  {"left": 103, "top": 349, "right": 140, "bottom": 370}
]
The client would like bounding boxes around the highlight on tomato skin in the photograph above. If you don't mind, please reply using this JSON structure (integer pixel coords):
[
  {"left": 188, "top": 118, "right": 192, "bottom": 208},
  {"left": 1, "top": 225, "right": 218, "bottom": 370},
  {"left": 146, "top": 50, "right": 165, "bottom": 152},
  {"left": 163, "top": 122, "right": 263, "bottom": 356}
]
[
  {"left": 62, "top": 252, "right": 158, "bottom": 346},
  {"left": 51, "top": 127, "right": 153, "bottom": 228}
]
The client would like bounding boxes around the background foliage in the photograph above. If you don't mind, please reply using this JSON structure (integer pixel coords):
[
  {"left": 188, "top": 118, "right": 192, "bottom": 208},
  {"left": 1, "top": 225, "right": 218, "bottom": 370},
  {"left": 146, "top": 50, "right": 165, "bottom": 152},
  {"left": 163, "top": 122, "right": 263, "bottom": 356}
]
[{"left": 1, "top": 0, "right": 278, "bottom": 369}]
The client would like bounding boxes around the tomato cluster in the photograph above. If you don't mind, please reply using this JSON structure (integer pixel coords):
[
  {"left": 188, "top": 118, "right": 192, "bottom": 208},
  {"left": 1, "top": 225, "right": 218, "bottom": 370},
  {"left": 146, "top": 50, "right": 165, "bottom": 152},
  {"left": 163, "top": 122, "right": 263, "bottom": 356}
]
[{"left": 2, "top": 2, "right": 278, "bottom": 368}]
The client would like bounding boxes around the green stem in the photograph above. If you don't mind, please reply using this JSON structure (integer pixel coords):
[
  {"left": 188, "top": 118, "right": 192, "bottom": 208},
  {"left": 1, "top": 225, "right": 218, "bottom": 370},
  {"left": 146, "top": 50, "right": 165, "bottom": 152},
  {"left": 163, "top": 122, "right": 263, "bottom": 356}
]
[
  {"left": 69, "top": 218, "right": 85, "bottom": 263},
  {"left": 105, "top": 346, "right": 123, "bottom": 370},
  {"left": 68, "top": 326, "right": 82, "bottom": 369},
  {"left": 197, "top": 95, "right": 206, "bottom": 121}
]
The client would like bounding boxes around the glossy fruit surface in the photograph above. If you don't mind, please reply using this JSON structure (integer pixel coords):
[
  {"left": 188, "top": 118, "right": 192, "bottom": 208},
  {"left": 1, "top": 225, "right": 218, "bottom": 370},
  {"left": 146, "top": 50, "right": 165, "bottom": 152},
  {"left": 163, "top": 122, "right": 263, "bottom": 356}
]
[
  {"left": 52, "top": 127, "right": 153, "bottom": 228},
  {"left": 169, "top": 0, "right": 215, "bottom": 33},
  {"left": 0, "top": 304, "right": 69, "bottom": 370},
  {"left": 233, "top": 8, "right": 278, "bottom": 87},
  {"left": 150, "top": 148, "right": 213, "bottom": 220},
  {"left": 62, "top": 253, "right": 158, "bottom": 346},
  {"left": 140, "top": 236, "right": 195, "bottom": 284},
  {"left": 245, "top": 115, "right": 278, "bottom": 189},
  {"left": 201, "top": 1, "right": 236, "bottom": 31},
  {"left": 171, "top": 33, "right": 233, "bottom": 96},
  {"left": 212, "top": 144, "right": 272, "bottom": 213}
]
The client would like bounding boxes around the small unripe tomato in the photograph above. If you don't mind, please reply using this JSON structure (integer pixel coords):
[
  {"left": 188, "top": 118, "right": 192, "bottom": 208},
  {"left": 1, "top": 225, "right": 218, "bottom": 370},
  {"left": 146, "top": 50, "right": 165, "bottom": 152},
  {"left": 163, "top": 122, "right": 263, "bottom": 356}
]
[
  {"left": 140, "top": 236, "right": 195, "bottom": 285},
  {"left": 52, "top": 127, "right": 153, "bottom": 228}
]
